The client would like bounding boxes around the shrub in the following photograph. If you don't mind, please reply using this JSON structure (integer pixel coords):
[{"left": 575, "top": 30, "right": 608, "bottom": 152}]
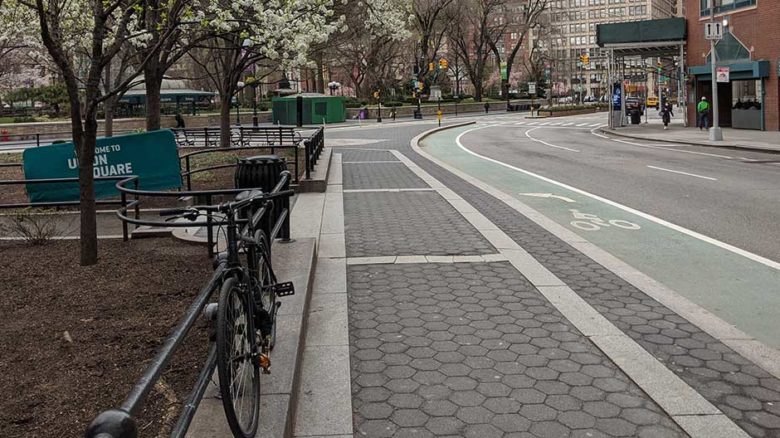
[
  {"left": 12, "top": 116, "right": 36, "bottom": 123},
  {"left": 0, "top": 209, "right": 70, "bottom": 245}
]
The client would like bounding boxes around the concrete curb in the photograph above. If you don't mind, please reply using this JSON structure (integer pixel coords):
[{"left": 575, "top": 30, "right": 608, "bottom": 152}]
[{"left": 600, "top": 127, "right": 780, "bottom": 153}]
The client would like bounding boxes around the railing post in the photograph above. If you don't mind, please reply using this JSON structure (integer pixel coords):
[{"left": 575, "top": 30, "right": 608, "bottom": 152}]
[
  {"left": 304, "top": 139, "right": 311, "bottom": 180},
  {"left": 186, "top": 156, "right": 192, "bottom": 191},
  {"left": 294, "top": 146, "right": 299, "bottom": 184},
  {"left": 204, "top": 128, "right": 209, "bottom": 148},
  {"left": 36, "top": 133, "right": 40, "bottom": 147},
  {"left": 133, "top": 179, "right": 140, "bottom": 230},
  {"left": 239, "top": 127, "right": 244, "bottom": 147},
  {"left": 206, "top": 194, "right": 213, "bottom": 258},
  {"left": 85, "top": 409, "right": 137, "bottom": 438},
  {"left": 121, "top": 190, "right": 128, "bottom": 242}
]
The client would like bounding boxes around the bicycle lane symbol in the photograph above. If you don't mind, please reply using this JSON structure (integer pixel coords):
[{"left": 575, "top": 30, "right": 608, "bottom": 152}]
[{"left": 569, "top": 209, "right": 641, "bottom": 231}]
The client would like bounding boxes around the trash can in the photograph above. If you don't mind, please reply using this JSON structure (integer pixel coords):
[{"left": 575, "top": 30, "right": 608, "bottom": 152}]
[
  {"left": 630, "top": 110, "right": 641, "bottom": 125},
  {"left": 234, "top": 155, "right": 290, "bottom": 240},
  {"left": 413, "top": 110, "right": 423, "bottom": 119}
]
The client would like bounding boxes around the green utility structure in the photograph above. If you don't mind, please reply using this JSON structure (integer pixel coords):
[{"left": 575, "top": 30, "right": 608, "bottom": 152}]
[{"left": 272, "top": 93, "right": 346, "bottom": 125}]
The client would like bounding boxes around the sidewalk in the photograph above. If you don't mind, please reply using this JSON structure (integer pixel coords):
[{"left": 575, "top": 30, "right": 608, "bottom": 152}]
[
  {"left": 603, "top": 118, "right": 780, "bottom": 152},
  {"left": 293, "top": 122, "right": 780, "bottom": 438}
]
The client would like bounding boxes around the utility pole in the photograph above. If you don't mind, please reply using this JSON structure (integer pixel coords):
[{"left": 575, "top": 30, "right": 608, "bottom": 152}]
[{"left": 709, "top": 0, "right": 723, "bottom": 140}]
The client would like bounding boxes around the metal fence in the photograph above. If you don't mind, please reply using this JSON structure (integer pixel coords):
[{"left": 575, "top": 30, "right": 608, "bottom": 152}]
[{"left": 85, "top": 172, "right": 293, "bottom": 438}]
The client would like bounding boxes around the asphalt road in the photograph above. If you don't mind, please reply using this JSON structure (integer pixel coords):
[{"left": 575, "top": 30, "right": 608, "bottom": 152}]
[{"left": 458, "top": 112, "right": 780, "bottom": 263}]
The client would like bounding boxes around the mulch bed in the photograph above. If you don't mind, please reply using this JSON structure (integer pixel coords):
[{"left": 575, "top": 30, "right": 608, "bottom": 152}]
[{"left": 0, "top": 238, "right": 214, "bottom": 437}]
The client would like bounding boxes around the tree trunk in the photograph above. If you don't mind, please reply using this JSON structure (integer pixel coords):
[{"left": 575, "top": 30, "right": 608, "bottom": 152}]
[
  {"left": 79, "top": 112, "right": 98, "bottom": 266},
  {"left": 144, "top": 61, "right": 163, "bottom": 131},
  {"left": 219, "top": 97, "right": 232, "bottom": 148},
  {"left": 316, "top": 52, "right": 325, "bottom": 94},
  {"left": 104, "top": 95, "right": 117, "bottom": 137}
]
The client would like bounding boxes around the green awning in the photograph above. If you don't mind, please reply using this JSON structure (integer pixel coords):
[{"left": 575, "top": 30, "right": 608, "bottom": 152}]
[
  {"left": 688, "top": 60, "right": 770, "bottom": 81},
  {"left": 597, "top": 18, "right": 686, "bottom": 45}
]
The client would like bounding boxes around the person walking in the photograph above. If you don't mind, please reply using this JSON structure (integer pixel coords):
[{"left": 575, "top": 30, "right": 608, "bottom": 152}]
[
  {"left": 484, "top": 102, "right": 490, "bottom": 114},
  {"left": 697, "top": 96, "right": 710, "bottom": 130},
  {"left": 175, "top": 112, "right": 186, "bottom": 129},
  {"left": 660, "top": 102, "right": 673, "bottom": 130}
]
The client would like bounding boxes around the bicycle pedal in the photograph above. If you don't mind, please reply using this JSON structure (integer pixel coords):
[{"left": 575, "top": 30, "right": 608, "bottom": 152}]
[
  {"left": 259, "top": 353, "right": 271, "bottom": 374},
  {"left": 273, "top": 281, "right": 295, "bottom": 297}
]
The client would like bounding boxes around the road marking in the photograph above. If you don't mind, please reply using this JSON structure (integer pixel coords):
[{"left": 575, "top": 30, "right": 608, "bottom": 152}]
[
  {"left": 576, "top": 123, "right": 588, "bottom": 127},
  {"left": 524, "top": 127, "right": 580, "bottom": 152},
  {"left": 589, "top": 123, "right": 602, "bottom": 127},
  {"left": 590, "top": 129, "right": 736, "bottom": 160},
  {"left": 342, "top": 161, "right": 403, "bottom": 164},
  {"left": 646, "top": 165, "right": 718, "bottom": 181},
  {"left": 519, "top": 192, "right": 576, "bottom": 203},
  {"left": 562, "top": 122, "right": 574, "bottom": 126},
  {"left": 454, "top": 125, "right": 780, "bottom": 271}
]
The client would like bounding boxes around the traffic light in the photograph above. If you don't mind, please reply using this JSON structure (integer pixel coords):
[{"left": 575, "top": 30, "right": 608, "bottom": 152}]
[
  {"left": 439, "top": 58, "right": 448, "bottom": 70},
  {"left": 579, "top": 54, "right": 589, "bottom": 66},
  {"left": 429, "top": 62, "right": 434, "bottom": 72},
  {"left": 418, "top": 82, "right": 424, "bottom": 91},
  {"left": 373, "top": 90, "right": 380, "bottom": 99}
]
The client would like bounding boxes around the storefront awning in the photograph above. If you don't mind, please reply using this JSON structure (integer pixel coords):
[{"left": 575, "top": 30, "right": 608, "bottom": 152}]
[{"left": 688, "top": 60, "right": 770, "bottom": 81}]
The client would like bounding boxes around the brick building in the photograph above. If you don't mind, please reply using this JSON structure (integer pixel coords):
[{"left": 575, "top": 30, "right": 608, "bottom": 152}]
[{"left": 685, "top": 0, "right": 779, "bottom": 130}]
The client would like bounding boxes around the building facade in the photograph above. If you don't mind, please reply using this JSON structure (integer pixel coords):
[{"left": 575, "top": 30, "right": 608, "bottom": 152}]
[
  {"left": 685, "top": 0, "right": 779, "bottom": 130},
  {"left": 531, "top": 0, "right": 678, "bottom": 100}
]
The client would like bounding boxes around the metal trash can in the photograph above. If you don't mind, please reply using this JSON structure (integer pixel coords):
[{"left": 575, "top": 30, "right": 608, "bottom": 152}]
[
  {"left": 234, "top": 155, "right": 290, "bottom": 240},
  {"left": 235, "top": 155, "right": 288, "bottom": 191},
  {"left": 630, "top": 110, "right": 641, "bottom": 125},
  {"left": 413, "top": 110, "right": 423, "bottom": 119}
]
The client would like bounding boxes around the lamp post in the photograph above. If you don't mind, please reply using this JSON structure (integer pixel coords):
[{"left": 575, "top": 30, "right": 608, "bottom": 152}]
[
  {"left": 235, "top": 81, "right": 244, "bottom": 126},
  {"left": 328, "top": 81, "right": 341, "bottom": 95}
]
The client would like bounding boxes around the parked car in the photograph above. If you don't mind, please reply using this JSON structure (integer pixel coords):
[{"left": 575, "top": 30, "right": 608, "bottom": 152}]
[{"left": 625, "top": 97, "right": 644, "bottom": 115}]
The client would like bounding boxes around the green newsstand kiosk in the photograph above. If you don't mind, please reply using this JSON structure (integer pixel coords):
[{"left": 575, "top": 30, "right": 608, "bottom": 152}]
[{"left": 272, "top": 93, "right": 346, "bottom": 125}]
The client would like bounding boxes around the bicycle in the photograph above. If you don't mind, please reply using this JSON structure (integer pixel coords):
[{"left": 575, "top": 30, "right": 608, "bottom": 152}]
[{"left": 160, "top": 186, "right": 295, "bottom": 438}]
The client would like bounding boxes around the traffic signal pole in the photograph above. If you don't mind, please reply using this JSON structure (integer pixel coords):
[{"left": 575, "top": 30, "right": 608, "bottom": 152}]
[{"left": 709, "top": 0, "right": 723, "bottom": 140}]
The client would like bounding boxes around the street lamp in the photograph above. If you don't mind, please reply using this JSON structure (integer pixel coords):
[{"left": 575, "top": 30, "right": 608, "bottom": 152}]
[
  {"left": 235, "top": 81, "right": 245, "bottom": 126},
  {"left": 328, "top": 81, "right": 341, "bottom": 95}
]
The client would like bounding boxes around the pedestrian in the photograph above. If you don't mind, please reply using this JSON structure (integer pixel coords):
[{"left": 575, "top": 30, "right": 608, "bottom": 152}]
[
  {"left": 175, "top": 112, "right": 186, "bottom": 129},
  {"left": 697, "top": 96, "right": 710, "bottom": 130},
  {"left": 660, "top": 103, "right": 673, "bottom": 130},
  {"left": 390, "top": 107, "right": 396, "bottom": 121},
  {"left": 484, "top": 102, "right": 490, "bottom": 114}
]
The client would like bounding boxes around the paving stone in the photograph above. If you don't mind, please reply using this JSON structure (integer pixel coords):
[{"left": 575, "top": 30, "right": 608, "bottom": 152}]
[
  {"left": 343, "top": 162, "right": 427, "bottom": 190},
  {"left": 348, "top": 261, "right": 685, "bottom": 437},
  {"left": 341, "top": 149, "right": 398, "bottom": 162},
  {"left": 344, "top": 192, "right": 495, "bottom": 257}
]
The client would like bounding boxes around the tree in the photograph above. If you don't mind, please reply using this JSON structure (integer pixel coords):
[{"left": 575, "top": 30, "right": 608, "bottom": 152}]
[
  {"left": 327, "top": 0, "right": 410, "bottom": 98},
  {"left": 411, "top": 0, "right": 453, "bottom": 87},
  {"left": 448, "top": 0, "right": 506, "bottom": 101},
  {"left": 188, "top": 0, "right": 339, "bottom": 147},
  {"left": 488, "top": 0, "right": 549, "bottom": 108},
  {"left": 18, "top": 0, "right": 177, "bottom": 265}
]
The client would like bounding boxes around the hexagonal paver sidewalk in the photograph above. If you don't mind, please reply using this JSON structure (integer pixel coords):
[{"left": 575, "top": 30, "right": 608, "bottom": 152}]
[
  {"left": 401, "top": 148, "right": 780, "bottom": 438},
  {"left": 343, "top": 162, "right": 427, "bottom": 190},
  {"left": 348, "top": 262, "right": 686, "bottom": 437},
  {"left": 344, "top": 191, "right": 496, "bottom": 258}
]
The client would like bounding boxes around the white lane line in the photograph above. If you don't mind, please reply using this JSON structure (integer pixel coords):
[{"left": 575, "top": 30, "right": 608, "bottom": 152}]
[
  {"left": 527, "top": 121, "right": 539, "bottom": 125},
  {"left": 563, "top": 122, "right": 574, "bottom": 126},
  {"left": 576, "top": 123, "right": 588, "bottom": 127},
  {"left": 589, "top": 123, "right": 602, "bottom": 127},
  {"left": 646, "top": 165, "right": 718, "bottom": 181},
  {"left": 524, "top": 127, "right": 580, "bottom": 152},
  {"left": 454, "top": 125, "right": 780, "bottom": 271}
]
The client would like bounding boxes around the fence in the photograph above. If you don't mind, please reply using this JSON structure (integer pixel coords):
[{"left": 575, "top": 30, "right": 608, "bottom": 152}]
[{"left": 84, "top": 172, "right": 293, "bottom": 438}]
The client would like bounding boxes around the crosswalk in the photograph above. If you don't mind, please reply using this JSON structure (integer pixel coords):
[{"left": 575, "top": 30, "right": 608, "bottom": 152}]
[{"left": 481, "top": 120, "right": 604, "bottom": 128}]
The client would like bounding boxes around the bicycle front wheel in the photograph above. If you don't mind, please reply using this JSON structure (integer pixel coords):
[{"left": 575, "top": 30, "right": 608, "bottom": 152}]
[{"left": 216, "top": 276, "right": 260, "bottom": 438}]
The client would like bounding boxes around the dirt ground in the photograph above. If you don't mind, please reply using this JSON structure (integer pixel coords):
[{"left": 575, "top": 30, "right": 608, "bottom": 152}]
[{"left": 0, "top": 238, "right": 214, "bottom": 437}]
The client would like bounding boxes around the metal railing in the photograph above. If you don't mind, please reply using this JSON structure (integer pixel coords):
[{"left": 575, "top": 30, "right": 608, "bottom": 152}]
[
  {"left": 180, "top": 145, "right": 300, "bottom": 190},
  {"left": 303, "top": 127, "right": 325, "bottom": 180},
  {"left": 0, "top": 128, "right": 138, "bottom": 150},
  {"left": 85, "top": 172, "right": 293, "bottom": 438},
  {"left": 171, "top": 126, "right": 302, "bottom": 149}
]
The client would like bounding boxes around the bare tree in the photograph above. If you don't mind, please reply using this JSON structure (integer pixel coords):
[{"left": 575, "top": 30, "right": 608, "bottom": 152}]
[
  {"left": 488, "top": 0, "right": 549, "bottom": 108},
  {"left": 412, "top": 0, "right": 454, "bottom": 87},
  {"left": 448, "top": 0, "right": 507, "bottom": 101}
]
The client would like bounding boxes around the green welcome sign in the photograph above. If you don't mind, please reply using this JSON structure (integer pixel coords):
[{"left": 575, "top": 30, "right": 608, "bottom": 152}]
[{"left": 23, "top": 130, "right": 182, "bottom": 203}]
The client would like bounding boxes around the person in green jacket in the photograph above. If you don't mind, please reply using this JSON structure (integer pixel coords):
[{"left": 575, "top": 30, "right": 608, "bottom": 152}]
[{"left": 697, "top": 96, "right": 710, "bottom": 130}]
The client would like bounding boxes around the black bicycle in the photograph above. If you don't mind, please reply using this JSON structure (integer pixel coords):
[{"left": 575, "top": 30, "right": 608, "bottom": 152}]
[{"left": 160, "top": 187, "right": 295, "bottom": 438}]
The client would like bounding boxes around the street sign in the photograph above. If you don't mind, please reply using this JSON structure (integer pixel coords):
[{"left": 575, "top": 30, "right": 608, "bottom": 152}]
[
  {"left": 716, "top": 66, "right": 730, "bottom": 83},
  {"left": 23, "top": 130, "right": 181, "bottom": 203},
  {"left": 528, "top": 82, "right": 536, "bottom": 95},
  {"left": 705, "top": 22, "right": 723, "bottom": 40}
]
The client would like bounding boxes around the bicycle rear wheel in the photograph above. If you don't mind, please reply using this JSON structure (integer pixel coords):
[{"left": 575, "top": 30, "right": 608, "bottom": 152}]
[
  {"left": 216, "top": 276, "right": 260, "bottom": 438},
  {"left": 254, "top": 230, "right": 278, "bottom": 350}
]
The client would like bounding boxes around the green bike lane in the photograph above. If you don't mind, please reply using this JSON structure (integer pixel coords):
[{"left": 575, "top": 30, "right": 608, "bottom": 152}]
[{"left": 420, "top": 124, "right": 780, "bottom": 350}]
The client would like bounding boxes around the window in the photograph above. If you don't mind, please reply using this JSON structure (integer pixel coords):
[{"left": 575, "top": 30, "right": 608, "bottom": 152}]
[{"left": 700, "top": 0, "right": 756, "bottom": 16}]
